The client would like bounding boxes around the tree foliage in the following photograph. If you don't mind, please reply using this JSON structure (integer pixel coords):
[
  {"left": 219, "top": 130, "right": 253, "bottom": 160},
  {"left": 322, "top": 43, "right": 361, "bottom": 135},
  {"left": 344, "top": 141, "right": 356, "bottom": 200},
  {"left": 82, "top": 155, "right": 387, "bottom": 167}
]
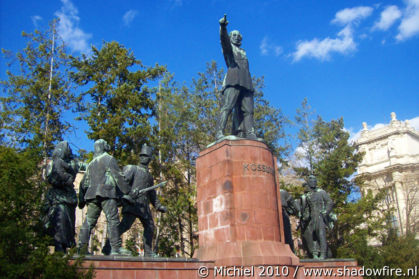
[
  {"left": 0, "top": 146, "right": 93, "bottom": 279},
  {"left": 379, "top": 233, "right": 419, "bottom": 279},
  {"left": 294, "top": 97, "right": 316, "bottom": 174},
  {"left": 253, "top": 76, "right": 289, "bottom": 158},
  {"left": 0, "top": 21, "right": 75, "bottom": 156},
  {"left": 71, "top": 41, "right": 166, "bottom": 164},
  {"left": 336, "top": 189, "right": 388, "bottom": 267},
  {"left": 0, "top": 22, "right": 92, "bottom": 277},
  {"left": 312, "top": 117, "right": 364, "bottom": 208},
  {"left": 151, "top": 72, "right": 199, "bottom": 257}
]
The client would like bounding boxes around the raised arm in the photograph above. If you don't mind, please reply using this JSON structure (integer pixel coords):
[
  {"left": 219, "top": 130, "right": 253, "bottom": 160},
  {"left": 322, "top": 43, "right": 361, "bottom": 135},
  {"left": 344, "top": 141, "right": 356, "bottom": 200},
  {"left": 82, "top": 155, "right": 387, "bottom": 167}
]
[{"left": 219, "top": 14, "right": 233, "bottom": 63}]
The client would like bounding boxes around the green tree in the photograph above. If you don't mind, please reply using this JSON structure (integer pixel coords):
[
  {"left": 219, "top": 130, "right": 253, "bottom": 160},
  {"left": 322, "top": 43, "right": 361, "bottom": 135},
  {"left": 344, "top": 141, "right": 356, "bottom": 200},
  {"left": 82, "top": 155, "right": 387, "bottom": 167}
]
[
  {"left": 152, "top": 73, "right": 198, "bottom": 257},
  {"left": 71, "top": 41, "right": 166, "bottom": 164},
  {"left": 253, "top": 76, "right": 289, "bottom": 158},
  {"left": 293, "top": 98, "right": 316, "bottom": 176},
  {"left": 336, "top": 188, "right": 388, "bottom": 268},
  {"left": 311, "top": 117, "right": 363, "bottom": 209},
  {"left": 1, "top": 21, "right": 75, "bottom": 157},
  {"left": 188, "top": 61, "right": 224, "bottom": 145},
  {"left": 0, "top": 146, "right": 93, "bottom": 279},
  {"left": 0, "top": 21, "right": 94, "bottom": 277},
  {"left": 379, "top": 233, "right": 419, "bottom": 279}
]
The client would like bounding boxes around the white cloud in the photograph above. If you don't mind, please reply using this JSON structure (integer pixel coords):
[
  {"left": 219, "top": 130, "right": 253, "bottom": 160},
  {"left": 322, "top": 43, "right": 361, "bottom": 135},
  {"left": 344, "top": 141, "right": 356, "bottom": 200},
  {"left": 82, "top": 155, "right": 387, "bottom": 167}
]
[
  {"left": 259, "top": 36, "right": 282, "bottom": 57},
  {"left": 291, "top": 145, "right": 314, "bottom": 170},
  {"left": 123, "top": 10, "right": 138, "bottom": 27},
  {"left": 54, "top": 0, "right": 92, "bottom": 54},
  {"left": 293, "top": 25, "right": 356, "bottom": 62},
  {"left": 372, "top": 5, "right": 402, "bottom": 31},
  {"left": 293, "top": 6, "right": 373, "bottom": 62},
  {"left": 291, "top": 146, "right": 311, "bottom": 169},
  {"left": 348, "top": 129, "right": 362, "bottom": 144},
  {"left": 359, "top": 33, "right": 368, "bottom": 39},
  {"left": 31, "top": 15, "right": 42, "bottom": 27},
  {"left": 260, "top": 37, "right": 269, "bottom": 55},
  {"left": 290, "top": 141, "right": 321, "bottom": 170},
  {"left": 274, "top": 46, "right": 283, "bottom": 56},
  {"left": 332, "top": 6, "right": 374, "bottom": 26},
  {"left": 396, "top": 0, "right": 419, "bottom": 41},
  {"left": 408, "top": 116, "right": 419, "bottom": 130}
]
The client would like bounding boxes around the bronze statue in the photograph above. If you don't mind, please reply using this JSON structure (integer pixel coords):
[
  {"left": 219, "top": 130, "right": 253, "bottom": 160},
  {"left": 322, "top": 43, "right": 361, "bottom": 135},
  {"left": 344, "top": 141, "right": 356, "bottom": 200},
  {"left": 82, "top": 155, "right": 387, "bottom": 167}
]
[
  {"left": 280, "top": 189, "right": 298, "bottom": 252},
  {"left": 102, "top": 144, "right": 167, "bottom": 257},
  {"left": 77, "top": 139, "right": 130, "bottom": 255},
  {"left": 299, "top": 175, "right": 334, "bottom": 259},
  {"left": 216, "top": 14, "right": 258, "bottom": 140},
  {"left": 42, "top": 141, "right": 81, "bottom": 252},
  {"left": 121, "top": 144, "right": 166, "bottom": 257}
]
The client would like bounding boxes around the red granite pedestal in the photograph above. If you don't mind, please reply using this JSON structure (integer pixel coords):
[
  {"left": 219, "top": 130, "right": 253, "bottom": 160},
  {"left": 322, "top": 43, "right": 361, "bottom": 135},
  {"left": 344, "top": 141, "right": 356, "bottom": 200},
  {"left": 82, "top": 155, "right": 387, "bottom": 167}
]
[
  {"left": 195, "top": 139, "right": 299, "bottom": 269},
  {"left": 75, "top": 256, "right": 214, "bottom": 279},
  {"left": 74, "top": 256, "right": 361, "bottom": 279}
]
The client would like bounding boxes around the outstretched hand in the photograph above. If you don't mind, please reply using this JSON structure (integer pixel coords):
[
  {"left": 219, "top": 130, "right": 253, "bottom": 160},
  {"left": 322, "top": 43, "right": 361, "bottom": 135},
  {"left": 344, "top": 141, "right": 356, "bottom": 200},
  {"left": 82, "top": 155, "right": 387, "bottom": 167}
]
[{"left": 219, "top": 14, "right": 228, "bottom": 26}]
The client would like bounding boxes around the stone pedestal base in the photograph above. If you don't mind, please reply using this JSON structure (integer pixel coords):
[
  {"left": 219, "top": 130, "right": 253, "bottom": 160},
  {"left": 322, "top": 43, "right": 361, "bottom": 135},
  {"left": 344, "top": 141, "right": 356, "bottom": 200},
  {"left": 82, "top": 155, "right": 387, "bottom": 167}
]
[
  {"left": 75, "top": 256, "right": 214, "bottom": 279},
  {"left": 74, "top": 257, "right": 361, "bottom": 279},
  {"left": 195, "top": 139, "right": 298, "bottom": 266},
  {"left": 196, "top": 240, "right": 297, "bottom": 266}
]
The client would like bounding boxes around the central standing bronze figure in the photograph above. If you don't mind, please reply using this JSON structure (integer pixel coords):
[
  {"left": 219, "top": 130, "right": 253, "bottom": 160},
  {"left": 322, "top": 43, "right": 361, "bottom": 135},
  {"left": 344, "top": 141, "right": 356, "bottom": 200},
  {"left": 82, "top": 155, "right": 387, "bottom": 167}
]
[
  {"left": 216, "top": 14, "right": 257, "bottom": 140},
  {"left": 102, "top": 144, "right": 167, "bottom": 257},
  {"left": 78, "top": 139, "right": 130, "bottom": 255}
]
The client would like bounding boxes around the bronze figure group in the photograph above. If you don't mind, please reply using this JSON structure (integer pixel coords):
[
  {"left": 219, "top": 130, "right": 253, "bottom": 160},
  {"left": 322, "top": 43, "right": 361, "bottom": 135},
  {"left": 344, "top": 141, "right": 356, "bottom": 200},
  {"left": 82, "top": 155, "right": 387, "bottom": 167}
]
[{"left": 43, "top": 140, "right": 166, "bottom": 256}]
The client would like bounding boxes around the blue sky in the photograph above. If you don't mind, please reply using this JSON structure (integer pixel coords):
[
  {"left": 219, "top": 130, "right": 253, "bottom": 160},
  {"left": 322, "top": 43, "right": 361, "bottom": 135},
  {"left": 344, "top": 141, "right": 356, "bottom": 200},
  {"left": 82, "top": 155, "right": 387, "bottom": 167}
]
[{"left": 1, "top": 0, "right": 418, "bottom": 154}]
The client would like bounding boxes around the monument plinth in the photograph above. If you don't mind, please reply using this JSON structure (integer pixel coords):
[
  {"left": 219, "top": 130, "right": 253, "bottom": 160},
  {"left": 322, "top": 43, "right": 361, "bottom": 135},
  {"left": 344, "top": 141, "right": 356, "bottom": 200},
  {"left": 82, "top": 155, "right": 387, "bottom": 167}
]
[{"left": 195, "top": 139, "right": 299, "bottom": 267}]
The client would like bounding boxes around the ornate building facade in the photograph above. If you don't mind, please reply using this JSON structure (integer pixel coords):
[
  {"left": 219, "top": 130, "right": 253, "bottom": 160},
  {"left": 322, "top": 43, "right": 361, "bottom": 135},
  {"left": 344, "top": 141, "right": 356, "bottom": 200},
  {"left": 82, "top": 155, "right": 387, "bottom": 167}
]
[{"left": 356, "top": 112, "right": 419, "bottom": 237}]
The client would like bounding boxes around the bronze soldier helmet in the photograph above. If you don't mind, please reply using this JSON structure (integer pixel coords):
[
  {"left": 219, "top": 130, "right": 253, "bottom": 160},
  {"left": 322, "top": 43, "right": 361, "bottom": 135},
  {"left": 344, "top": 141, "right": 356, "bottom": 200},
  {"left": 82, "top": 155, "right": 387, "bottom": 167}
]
[{"left": 140, "top": 143, "right": 152, "bottom": 157}]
